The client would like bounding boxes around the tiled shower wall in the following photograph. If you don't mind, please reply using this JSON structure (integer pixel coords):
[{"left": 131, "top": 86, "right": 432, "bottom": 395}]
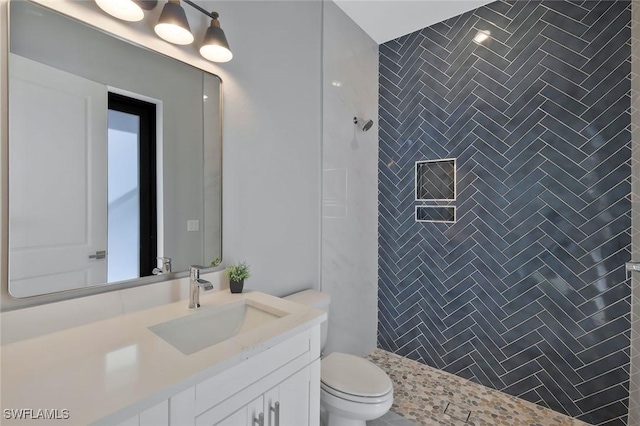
[
  {"left": 321, "top": 0, "right": 379, "bottom": 356},
  {"left": 378, "top": 2, "right": 631, "bottom": 425}
]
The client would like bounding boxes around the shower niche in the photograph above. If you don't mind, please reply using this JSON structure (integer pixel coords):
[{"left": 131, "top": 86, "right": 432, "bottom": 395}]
[{"left": 415, "top": 159, "right": 456, "bottom": 223}]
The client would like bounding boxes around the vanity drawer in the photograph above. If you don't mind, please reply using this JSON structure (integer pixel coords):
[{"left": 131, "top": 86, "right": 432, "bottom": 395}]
[{"left": 194, "top": 327, "right": 318, "bottom": 415}]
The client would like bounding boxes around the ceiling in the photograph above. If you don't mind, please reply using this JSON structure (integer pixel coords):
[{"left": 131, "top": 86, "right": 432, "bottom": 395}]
[{"left": 333, "top": 1, "right": 493, "bottom": 44}]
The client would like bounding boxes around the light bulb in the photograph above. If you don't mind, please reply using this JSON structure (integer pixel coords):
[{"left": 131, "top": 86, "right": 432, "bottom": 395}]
[
  {"left": 154, "top": 0, "right": 194, "bottom": 45},
  {"left": 96, "top": 0, "right": 144, "bottom": 22},
  {"left": 154, "top": 23, "right": 194, "bottom": 45},
  {"left": 200, "top": 45, "right": 233, "bottom": 63}
]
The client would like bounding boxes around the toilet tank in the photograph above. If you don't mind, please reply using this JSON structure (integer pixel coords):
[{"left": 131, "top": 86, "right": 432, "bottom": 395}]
[{"left": 284, "top": 290, "right": 330, "bottom": 352}]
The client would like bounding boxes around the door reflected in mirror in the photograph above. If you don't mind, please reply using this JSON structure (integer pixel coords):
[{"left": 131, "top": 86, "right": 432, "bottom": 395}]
[{"left": 8, "top": 1, "right": 222, "bottom": 298}]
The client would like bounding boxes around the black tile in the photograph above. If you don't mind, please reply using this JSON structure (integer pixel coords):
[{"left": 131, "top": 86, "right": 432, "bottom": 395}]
[
  {"left": 581, "top": 43, "right": 631, "bottom": 91},
  {"left": 536, "top": 340, "right": 583, "bottom": 384},
  {"left": 579, "top": 223, "right": 630, "bottom": 267},
  {"left": 501, "top": 374, "right": 543, "bottom": 399},
  {"left": 505, "top": 88, "right": 547, "bottom": 131},
  {"left": 536, "top": 324, "right": 583, "bottom": 370},
  {"left": 579, "top": 278, "right": 631, "bottom": 318},
  {"left": 581, "top": 61, "right": 631, "bottom": 106},
  {"left": 377, "top": 0, "right": 631, "bottom": 422},
  {"left": 575, "top": 385, "right": 629, "bottom": 413},
  {"left": 576, "top": 367, "right": 629, "bottom": 398},
  {"left": 576, "top": 350, "right": 629, "bottom": 381},
  {"left": 577, "top": 315, "right": 630, "bottom": 348},
  {"left": 537, "top": 220, "right": 587, "bottom": 260},
  {"left": 576, "top": 332, "right": 629, "bottom": 364},
  {"left": 541, "top": 2, "right": 589, "bottom": 24},
  {"left": 581, "top": 77, "right": 630, "bottom": 124},
  {"left": 501, "top": 314, "right": 543, "bottom": 345},
  {"left": 535, "top": 370, "right": 582, "bottom": 416},
  {"left": 540, "top": 84, "right": 588, "bottom": 116},
  {"left": 540, "top": 23, "right": 588, "bottom": 54},
  {"left": 473, "top": 5, "right": 511, "bottom": 29},
  {"left": 533, "top": 382, "right": 571, "bottom": 417},
  {"left": 578, "top": 247, "right": 630, "bottom": 284},
  {"left": 540, "top": 68, "right": 588, "bottom": 100},
  {"left": 468, "top": 346, "right": 506, "bottom": 388},
  {"left": 584, "top": 10, "right": 629, "bottom": 61},
  {"left": 470, "top": 67, "right": 509, "bottom": 97}
]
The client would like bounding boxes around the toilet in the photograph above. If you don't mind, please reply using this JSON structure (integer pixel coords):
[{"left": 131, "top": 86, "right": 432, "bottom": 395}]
[{"left": 284, "top": 290, "right": 393, "bottom": 426}]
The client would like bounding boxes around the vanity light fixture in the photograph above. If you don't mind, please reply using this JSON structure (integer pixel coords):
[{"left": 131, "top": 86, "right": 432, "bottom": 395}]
[
  {"left": 96, "top": 0, "right": 157, "bottom": 22},
  {"left": 95, "top": 0, "right": 233, "bottom": 62},
  {"left": 154, "top": 0, "right": 194, "bottom": 45},
  {"left": 200, "top": 12, "right": 233, "bottom": 63}
]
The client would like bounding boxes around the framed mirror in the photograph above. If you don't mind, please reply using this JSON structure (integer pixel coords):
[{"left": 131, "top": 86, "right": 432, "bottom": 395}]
[{"left": 8, "top": 0, "right": 222, "bottom": 298}]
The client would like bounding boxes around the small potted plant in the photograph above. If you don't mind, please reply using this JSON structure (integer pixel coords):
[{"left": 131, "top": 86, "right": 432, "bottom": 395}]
[{"left": 226, "top": 262, "right": 251, "bottom": 294}]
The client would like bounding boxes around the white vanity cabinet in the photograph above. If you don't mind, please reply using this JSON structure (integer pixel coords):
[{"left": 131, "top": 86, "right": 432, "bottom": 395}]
[
  {"left": 1, "top": 291, "right": 325, "bottom": 426},
  {"left": 165, "top": 326, "right": 321, "bottom": 426},
  {"left": 115, "top": 401, "right": 169, "bottom": 426},
  {"left": 209, "top": 364, "right": 318, "bottom": 426}
]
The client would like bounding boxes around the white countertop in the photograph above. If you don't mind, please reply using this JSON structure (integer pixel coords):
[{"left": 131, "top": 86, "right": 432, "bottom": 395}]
[{"left": 0, "top": 290, "right": 326, "bottom": 425}]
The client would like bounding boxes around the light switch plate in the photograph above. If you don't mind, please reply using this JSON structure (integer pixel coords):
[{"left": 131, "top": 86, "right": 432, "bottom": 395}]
[{"left": 187, "top": 220, "right": 200, "bottom": 232}]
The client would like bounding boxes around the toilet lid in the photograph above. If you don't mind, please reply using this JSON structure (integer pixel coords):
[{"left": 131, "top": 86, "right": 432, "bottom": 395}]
[{"left": 321, "top": 352, "right": 393, "bottom": 397}]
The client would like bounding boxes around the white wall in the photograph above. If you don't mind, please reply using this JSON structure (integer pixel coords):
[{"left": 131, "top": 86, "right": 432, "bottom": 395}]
[
  {"left": 212, "top": 0, "right": 322, "bottom": 297},
  {"left": 321, "top": 1, "right": 379, "bottom": 357},
  {"left": 0, "top": 0, "right": 322, "bottom": 310}
]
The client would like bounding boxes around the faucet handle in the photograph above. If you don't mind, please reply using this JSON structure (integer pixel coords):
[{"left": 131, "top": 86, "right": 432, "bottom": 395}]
[
  {"left": 158, "top": 257, "right": 172, "bottom": 273},
  {"left": 190, "top": 265, "right": 206, "bottom": 280}
]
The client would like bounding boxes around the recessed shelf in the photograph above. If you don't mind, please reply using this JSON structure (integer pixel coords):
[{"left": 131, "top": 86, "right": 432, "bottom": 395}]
[
  {"left": 415, "top": 159, "right": 456, "bottom": 201},
  {"left": 415, "top": 206, "right": 456, "bottom": 223}
]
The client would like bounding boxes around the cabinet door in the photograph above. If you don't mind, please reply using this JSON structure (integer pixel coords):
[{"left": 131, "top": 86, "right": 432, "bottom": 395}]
[
  {"left": 271, "top": 367, "right": 313, "bottom": 426},
  {"left": 245, "top": 396, "right": 264, "bottom": 426},
  {"left": 212, "top": 396, "right": 263, "bottom": 426},
  {"left": 263, "top": 387, "right": 279, "bottom": 426},
  {"left": 140, "top": 400, "right": 168, "bottom": 426},
  {"left": 113, "top": 400, "right": 168, "bottom": 426},
  {"left": 114, "top": 415, "right": 139, "bottom": 426},
  {"left": 215, "top": 408, "right": 247, "bottom": 426}
]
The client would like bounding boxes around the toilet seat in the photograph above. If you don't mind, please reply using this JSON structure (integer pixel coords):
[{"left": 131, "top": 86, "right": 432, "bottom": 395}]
[
  {"left": 321, "top": 381, "right": 393, "bottom": 404},
  {"left": 321, "top": 352, "right": 393, "bottom": 404}
]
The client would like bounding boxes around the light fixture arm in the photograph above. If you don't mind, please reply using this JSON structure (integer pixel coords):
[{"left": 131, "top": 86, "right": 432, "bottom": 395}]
[{"left": 182, "top": 0, "right": 218, "bottom": 21}]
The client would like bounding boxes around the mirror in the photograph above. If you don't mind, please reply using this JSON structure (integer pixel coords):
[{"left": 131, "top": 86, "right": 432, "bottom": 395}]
[{"left": 8, "top": 1, "right": 222, "bottom": 298}]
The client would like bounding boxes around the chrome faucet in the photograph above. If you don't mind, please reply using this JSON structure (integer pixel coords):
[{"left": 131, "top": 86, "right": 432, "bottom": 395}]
[
  {"left": 152, "top": 257, "right": 172, "bottom": 275},
  {"left": 188, "top": 265, "right": 214, "bottom": 309}
]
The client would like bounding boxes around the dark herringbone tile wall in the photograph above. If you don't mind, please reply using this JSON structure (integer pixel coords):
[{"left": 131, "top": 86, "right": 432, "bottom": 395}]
[{"left": 378, "top": 2, "right": 631, "bottom": 425}]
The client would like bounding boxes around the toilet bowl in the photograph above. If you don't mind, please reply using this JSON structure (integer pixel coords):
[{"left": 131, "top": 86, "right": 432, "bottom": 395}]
[
  {"left": 320, "top": 352, "right": 393, "bottom": 426},
  {"left": 284, "top": 290, "right": 394, "bottom": 426}
]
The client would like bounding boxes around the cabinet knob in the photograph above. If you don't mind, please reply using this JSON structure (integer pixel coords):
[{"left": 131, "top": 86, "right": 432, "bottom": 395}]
[
  {"left": 270, "top": 402, "right": 280, "bottom": 426},
  {"left": 253, "top": 412, "right": 264, "bottom": 426}
]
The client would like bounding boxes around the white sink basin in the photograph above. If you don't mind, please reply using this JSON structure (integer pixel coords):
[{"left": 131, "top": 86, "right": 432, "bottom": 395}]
[{"left": 148, "top": 299, "right": 287, "bottom": 355}]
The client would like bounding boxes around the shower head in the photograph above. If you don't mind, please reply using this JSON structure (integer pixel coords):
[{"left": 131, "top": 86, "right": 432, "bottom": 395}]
[{"left": 354, "top": 117, "right": 374, "bottom": 132}]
